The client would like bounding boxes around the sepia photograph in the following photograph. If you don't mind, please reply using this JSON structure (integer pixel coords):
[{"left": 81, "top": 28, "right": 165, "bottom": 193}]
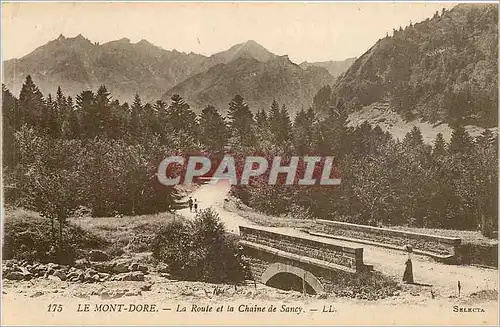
[{"left": 1, "top": 1, "right": 498, "bottom": 325}]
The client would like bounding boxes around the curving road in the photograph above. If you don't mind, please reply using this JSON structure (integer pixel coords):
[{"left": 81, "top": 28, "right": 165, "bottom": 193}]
[{"left": 177, "top": 181, "right": 499, "bottom": 297}]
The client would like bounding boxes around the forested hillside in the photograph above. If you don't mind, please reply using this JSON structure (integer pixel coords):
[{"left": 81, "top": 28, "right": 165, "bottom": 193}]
[{"left": 330, "top": 4, "right": 498, "bottom": 127}]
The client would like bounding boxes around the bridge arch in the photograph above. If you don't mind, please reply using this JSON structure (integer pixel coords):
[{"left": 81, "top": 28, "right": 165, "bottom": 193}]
[{"left": 261, "top": 263, "right": 324, "bottom": 294}]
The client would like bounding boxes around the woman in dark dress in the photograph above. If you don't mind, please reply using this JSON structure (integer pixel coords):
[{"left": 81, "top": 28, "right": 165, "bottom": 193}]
[{"left": 403, "top": 245, "right": 414, "bottom": 283}]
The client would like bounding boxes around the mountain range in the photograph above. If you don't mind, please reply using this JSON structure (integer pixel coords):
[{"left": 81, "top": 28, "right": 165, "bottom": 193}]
[
  {"left": 3, "top": 37, "right": 346, "bottom": 114},
  {"left": 2, "top": 3, "right": 497, "bottom": 130}
]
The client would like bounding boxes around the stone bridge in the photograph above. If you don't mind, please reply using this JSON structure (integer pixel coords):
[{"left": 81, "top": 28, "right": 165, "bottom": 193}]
[{"left": 239, "top": 226, "right": 372, "bottom": 294}]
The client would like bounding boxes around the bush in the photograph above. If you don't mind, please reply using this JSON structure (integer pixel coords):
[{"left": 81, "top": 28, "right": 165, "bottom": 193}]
[
  {"left": 3, "top": 209, "right": 107, "bottom": 264},
  {"left": 152, "top": 209, "right": 248, "bottom": 283}
]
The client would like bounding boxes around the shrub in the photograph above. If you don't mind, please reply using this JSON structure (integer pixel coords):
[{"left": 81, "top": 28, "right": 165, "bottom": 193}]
[
  {"left": 3, "top": 209, "right": 107, "bottom": 264},
  {"left": 152, "top": 209, "right": 248, "bottom": 283}
]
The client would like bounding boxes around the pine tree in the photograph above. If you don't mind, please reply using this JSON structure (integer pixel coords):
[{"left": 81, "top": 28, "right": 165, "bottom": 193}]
[
  {"left": 449, "top": 125, "right": 473, "bottom": 154},
  {"left": 153, "top": 100, "right": 168, "bottom": 140},
  {"left": 268, "top": 99, "right": 281, "bottom": 143},
  {"left": 76, "top": 90, "right": 97, "bottom": 138},
  {"left": 199, "top": 105, "right": 229, "bottom": 152},
  {"left": 19, "top": 75, "right": 45, "bottom": 129},
  {"left": 95, "top": 85, "right": 112, "bottom": 137},
  {"left": 130, "top": 93, "right": 143, "bottom": 139},
  {"left": 166, "top": 94, "right": 198, "bottom": 137},
  {"left": 45, "top": 93, "right": 61, "bottom": 138},
  {"left": 313, "top": 99, "right": 349, "bottom": 157},
  {"left": 403, "top": 126, "right": 424, "bottom": 148},
  {"left": 227, "top": 95, "right": 255, "bottom": 148},
  {"left": 432, "top": 133, "right": 447, "bottom": 157},
  {"left": 63, "top": 105, "right": 81, "bottom": 139},
  {"left": 279, "top": 104, "right": 292, "bottom": 148},
  {"left": 293, "top": 108, "right": 314, "bottom": 155},
  {"left": 255, "top": 109, "right": 268, "bottom": 128},
  {"left": 475, "top": 129, "right": 496, "bottom": 149},
  {"left": 142, "top": 103, "right": 156, "bottom": 137},
  {"left": 55, "top": 86, "right": 67, "bottom": 119},
  {"left": 2, "top": 84, "right": 19, "bottom": 167}
]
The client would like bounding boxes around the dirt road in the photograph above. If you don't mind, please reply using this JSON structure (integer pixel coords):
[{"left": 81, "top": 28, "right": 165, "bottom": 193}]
[
  {"left": 177, "top": 180, "right": 254, "bottom": 234},
  {"left": 177, "top": 181, "right": 499, "bottom": 298}
]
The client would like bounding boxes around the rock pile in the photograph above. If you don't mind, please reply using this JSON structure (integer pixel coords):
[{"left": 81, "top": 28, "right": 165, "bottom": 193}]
[{"left": 3, "top": 255, "right": 149, "bottom": 283}]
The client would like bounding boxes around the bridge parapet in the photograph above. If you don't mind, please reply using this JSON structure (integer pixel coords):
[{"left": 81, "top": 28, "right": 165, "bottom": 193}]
[
  {"left": 312, "top": 220, "right": 461, "bottom": 262},
  {"left": 239, "top": 225, "right": 368, "bottom": 272}
]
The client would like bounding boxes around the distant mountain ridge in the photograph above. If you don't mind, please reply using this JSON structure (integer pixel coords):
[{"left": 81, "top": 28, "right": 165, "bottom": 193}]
[
  {"left": 299, "top": 57, "right": 357, "bottom": 78},
  {"left": 2, "top": 36, "right": 343, "bottom": 110},
  {"left": 163, "top": 55, "right": 335, "bottom": 115},
  {"left": 3, "top": 34, "right": 218, "bottom": 102}
]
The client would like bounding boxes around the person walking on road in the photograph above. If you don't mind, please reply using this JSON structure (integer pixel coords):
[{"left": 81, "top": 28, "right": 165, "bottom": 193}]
[
  {"left": 194, "top": 199, "right": 198, "bottom": 212},
  {"left": 188, "top": 197, "right": 193, "bottom": 212}
]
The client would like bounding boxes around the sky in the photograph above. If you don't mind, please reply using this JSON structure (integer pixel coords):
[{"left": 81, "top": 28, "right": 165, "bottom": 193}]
[{"left": 2, "top": 2, "right": 460, "bottom": 63}]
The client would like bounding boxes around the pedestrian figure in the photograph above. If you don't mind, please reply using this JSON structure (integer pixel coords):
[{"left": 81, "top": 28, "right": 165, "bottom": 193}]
[
  {"left": 194, "top": 199, "right": 198, "bottom": 212},
  {"left": 403, "top": 245, "right": 414, "bottom": 284},
  {"left": 188, "top": 197, "right": 193, "bottom": 212}
]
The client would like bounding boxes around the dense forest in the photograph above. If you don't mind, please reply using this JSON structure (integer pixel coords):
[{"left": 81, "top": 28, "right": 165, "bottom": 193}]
[{"left": 2, "top": 75, "right": 498, "bottom": 238}]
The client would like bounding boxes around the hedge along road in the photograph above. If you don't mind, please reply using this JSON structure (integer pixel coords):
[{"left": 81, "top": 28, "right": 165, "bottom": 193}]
[{"left": 176, "top": 180, "right": 499, "bottom": 298}]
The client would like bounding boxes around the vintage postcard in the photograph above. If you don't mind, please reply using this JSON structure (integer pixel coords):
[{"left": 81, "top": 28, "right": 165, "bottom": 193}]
[{"left": 1, "top": 1, "right": 498, "bottom": 325}]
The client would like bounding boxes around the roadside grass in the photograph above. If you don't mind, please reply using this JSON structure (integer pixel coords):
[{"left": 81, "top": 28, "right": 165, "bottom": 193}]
[
  {"left": 68, "top": 211, "right": 180, "bottom": 254},
  {"left": 223, "top": 196, "right": 315, "bottom": 229},
  {"left": 3, "top": 208, "right": 106, "bottom": 263}
]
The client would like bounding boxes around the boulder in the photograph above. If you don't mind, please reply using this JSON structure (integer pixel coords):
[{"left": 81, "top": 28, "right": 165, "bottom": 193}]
[
  {"left": 125, "top": 290, "right": 142, "bottom": 297},
  {"left": 53, "top": 270, "right": 67, "bottom": 281},
  {"left": 47, "top": 263, "right": 61, "bottom": 270},
  {"left": 66, "top": 271, "right": 81, "bottom": 282},
  {"left": 98, "top": 273, "right": 110, "bottom": 282},
  {"left": 112, "top": 271, "right": 144, "bottom": 282},
  {"left": 74, "top": 259, "right": 90, "bottom": 269},
  {"left": 84, "top": 268, "right": 99, "bottom": 282},
  {"left": 88, "top": 250, "right": 110, "bottom": 262},
  {"left": 5, "top": 271, "right": 25, "bottom": 281},
  {"left": 18, "top": 267, "right": 33, "bottom": 280},
  {"left": 91, "top": 261, "right": 114, "bottom": 273},
  {"left": 156, "top": 263, "right": 170, "bottom": 273},
  {"left": 128, "top": 262, "right": 149, "bottom": 273},
  {"left": 140, "top": 283, "right": 153, "bottom": 292},
  {"left": 47, "top": 275, "right": 63, "bottom": 282},
  {"left": 113, "top": 260, "right": 131, "bottom": 274}
]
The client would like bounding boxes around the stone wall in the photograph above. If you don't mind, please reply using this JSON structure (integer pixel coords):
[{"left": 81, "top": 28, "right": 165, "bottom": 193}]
[
  {"left": 239, "top": 226, "right": 366, "bottom": 271},
  {"left": 241, "top": 245, "right": 345, "bottom": 292},
  {"left": 313, "top": 220, "right": 461, "bottom": 259},
  {"left": 241, "top": 246, "right": 400, "bottom": 300}
]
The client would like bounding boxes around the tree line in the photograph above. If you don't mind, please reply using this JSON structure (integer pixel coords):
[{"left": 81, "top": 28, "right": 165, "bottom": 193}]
[{"left": 2, "top": 76, "right": 498, "bottom": 238}]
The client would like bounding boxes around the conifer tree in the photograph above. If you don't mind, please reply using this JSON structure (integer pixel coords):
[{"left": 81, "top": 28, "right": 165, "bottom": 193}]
[
  {"left": 255, "top": 109, "right": 268, "bottom": 128},
  {"left": 76, "top": 90, "right": 97, "bottom": 138},
  {"left": 130, "top": 93, "right": 143, "bottom": 139},
  {"left": 95, "top": 85, "right": 112, "bottom": 137},
  {"left": 449, "top": 125, "right": 473, "bottom": 154},
  {"left": 268, "top": 99, "right": 281, "bottom": 143},
  {"left": 166, "top": 94, "right": 198, "bottom": 138},
  {"left": 403, "top": 126, "right": 424, "bottom": 148},
  {"left": 432, "top": 133, "right": 447, "bottom": 157},
  {"left": 293, "top": 108, "right": 314, "bottom": 155},
  {"left": 227, "top": 95, "right": 255, "bottom": 148},
  {"left": 199, "top": 105, "right": 229, "bottom": 152},
  {"left": 19, "top": 75, "right": 45, "bottom": 128}
]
